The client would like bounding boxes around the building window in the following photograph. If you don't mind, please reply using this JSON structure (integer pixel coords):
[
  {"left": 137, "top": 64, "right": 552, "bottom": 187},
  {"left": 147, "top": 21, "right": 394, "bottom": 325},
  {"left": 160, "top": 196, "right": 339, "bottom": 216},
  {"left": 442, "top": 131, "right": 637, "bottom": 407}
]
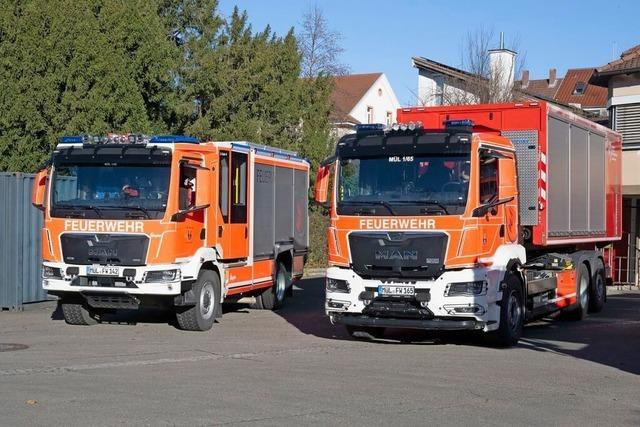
[
  {"left": 378, "top": 88, "right": 383, "bottom": 97},
  {"left": 366, "top": 106, "right": 374, "bottom": 124},
  {"left": 572, "top": 81, "right": 587, "bottom": 95},
  {"left": 386, "top": 111, "right": 393, "bottom": 126}
]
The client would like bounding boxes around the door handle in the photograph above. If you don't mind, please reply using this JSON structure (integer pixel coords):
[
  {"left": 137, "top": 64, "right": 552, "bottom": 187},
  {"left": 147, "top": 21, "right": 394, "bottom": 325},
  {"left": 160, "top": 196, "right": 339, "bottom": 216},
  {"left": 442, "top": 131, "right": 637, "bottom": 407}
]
[
  {"left": 218, "top": 226, "right": 223, "bottom": 237},
  {"left": 244, "top": 226, "right": 248, "bottom": 238}
]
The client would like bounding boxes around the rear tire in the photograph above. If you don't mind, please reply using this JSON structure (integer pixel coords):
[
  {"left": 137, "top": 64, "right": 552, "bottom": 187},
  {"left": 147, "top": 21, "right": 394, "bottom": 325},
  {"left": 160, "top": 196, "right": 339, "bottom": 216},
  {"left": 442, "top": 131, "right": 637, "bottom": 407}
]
[
  {"left": 345, "top": 325, "right": 385, "bottom": 340},
  {"left": 61, "top": 300, "right": 98, "bottom": 325},
  {"left": 176, "top": 270, "right": 220, "bottom": 331},
  {"left": 589, "top": 262, "right": 606, "bottom": 313},
  {"left": 485, "top": 273, "right": 524, "bottom": 347},
  {"left": 564, "top": 263, "right": 590, "bottom": 321},
  {"left": 255, "top": 262, "right": 289, "bottom": 311}
]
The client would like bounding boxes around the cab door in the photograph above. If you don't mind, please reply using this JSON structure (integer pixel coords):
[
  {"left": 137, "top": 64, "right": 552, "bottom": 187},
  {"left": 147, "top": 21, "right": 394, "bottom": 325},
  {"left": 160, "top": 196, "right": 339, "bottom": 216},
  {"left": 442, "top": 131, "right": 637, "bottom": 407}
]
[
  {"left": 217, "top": 149, "right": 249, "bottom": 260},
  {"left": 170, "top": 157, "right": 207, "bottom": 261}
]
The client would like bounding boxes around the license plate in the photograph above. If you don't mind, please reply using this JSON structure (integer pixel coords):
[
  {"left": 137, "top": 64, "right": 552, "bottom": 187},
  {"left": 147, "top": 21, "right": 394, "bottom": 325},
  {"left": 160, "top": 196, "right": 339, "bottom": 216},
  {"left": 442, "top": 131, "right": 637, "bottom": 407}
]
[
  {"left": 378, "top": 285, "right": 415, "bottom": 296},
  {"left": 86, "top": 266, "right": 120, "bottom": 276}
]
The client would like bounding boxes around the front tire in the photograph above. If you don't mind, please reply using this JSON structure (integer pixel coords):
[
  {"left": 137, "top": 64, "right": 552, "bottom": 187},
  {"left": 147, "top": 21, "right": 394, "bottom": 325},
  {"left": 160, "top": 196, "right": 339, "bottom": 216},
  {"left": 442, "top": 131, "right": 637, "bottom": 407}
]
[
  {"left": 176, "top": 270, "right": 220, "bottom": 331},
  {"left": 486, "top": 273, "right": 524, "bottom": 347},
  {"left": 61, "top": 300, "right": 99, "bottom": 326}
]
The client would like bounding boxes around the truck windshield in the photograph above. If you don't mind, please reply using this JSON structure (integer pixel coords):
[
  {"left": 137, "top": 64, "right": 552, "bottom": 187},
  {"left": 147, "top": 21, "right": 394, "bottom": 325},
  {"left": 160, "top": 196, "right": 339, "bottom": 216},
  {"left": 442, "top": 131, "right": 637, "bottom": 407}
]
[
  {"left": 337, "top": 154, "right": 471, "bottom": 216},
  {"left": 50, "top": 164, "right": 171, "bottom": 219}
]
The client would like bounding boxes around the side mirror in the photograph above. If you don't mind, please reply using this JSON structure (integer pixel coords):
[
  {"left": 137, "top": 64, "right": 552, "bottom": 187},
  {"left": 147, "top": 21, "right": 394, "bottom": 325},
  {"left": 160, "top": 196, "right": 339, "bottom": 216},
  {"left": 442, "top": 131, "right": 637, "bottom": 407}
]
[
  {"left": 195, "top": 168, "right": 211, "bottom": 207},
  {"left": 171, "top": 165, "right": 211, "bottom": 222},
  {"left": 314, "top": 165, "right": 330, "bottom": 204},
  {"left": 32, "top": 169, "right": 48, "bottom": 211}
]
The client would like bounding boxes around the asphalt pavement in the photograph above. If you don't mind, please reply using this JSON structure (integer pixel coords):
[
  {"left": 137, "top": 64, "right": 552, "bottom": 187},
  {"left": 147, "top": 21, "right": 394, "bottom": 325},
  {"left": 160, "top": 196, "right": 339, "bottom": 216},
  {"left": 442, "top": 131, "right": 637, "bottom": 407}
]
[{"left": 1, "top": 278, "right": 639, "bottom": 426}]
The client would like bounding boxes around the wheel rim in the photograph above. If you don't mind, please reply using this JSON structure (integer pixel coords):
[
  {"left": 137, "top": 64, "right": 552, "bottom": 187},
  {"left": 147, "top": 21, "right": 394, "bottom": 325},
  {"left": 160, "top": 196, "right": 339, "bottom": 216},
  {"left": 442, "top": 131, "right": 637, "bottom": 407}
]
[
  {"left": 579, "top": 274, "right": 589, "bottom": 308},
  {"left": 276, "top": 269, "right": 286, "bottom": 302},
  {"left": 200, "top": 282, "right": 215, "bottom": 320},
  {"left": 507, "top": 291, "right": 521, "bottom": 333}
]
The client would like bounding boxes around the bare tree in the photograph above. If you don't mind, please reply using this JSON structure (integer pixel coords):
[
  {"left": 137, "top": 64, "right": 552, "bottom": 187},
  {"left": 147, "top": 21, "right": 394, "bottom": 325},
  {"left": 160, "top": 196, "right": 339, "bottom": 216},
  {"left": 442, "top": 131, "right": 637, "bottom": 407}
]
[
  {"left": 298, "top": 5, "right": 349, "bottom": 77},
  {"left": 420, "top": 28, "right": 526, "bottom": 106}
]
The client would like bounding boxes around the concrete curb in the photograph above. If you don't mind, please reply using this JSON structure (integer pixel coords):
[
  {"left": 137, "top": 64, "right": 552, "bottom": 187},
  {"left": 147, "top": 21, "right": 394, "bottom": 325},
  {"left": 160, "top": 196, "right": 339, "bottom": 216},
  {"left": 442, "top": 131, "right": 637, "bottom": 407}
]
[{"left": 303, "top": 268, "right": 326, "bottom": 278}]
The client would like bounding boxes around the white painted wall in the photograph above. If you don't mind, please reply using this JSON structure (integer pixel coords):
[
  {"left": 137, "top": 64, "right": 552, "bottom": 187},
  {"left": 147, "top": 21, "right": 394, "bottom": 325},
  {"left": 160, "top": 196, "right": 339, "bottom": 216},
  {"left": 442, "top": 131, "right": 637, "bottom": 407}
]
[
  {"left": 417, "top": 69, "right": 478, "bottom": 106},
  {"left": 489, "top": 49, "right": 516, "bottom": 101},
  {"left": 349, "top": 74, "right": 401, "bottom": 125}
]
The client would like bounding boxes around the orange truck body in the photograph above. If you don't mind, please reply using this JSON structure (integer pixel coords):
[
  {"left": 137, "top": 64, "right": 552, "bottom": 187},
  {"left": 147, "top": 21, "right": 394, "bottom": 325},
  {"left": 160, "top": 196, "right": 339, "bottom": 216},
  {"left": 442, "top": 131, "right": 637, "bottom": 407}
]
[
  {"left": 33, "top": 136, "right": 309, "bottom": 330},
  {"left": 316, "top": 102, "right": 621, "bottom": 344}
]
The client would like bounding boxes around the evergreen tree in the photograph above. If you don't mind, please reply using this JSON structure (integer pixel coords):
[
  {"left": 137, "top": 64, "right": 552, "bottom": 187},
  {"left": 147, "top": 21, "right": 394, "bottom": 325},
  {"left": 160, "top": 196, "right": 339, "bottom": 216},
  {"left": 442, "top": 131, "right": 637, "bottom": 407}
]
[{"left": 0, "top": 0, "right": 178, "bottom": 172}]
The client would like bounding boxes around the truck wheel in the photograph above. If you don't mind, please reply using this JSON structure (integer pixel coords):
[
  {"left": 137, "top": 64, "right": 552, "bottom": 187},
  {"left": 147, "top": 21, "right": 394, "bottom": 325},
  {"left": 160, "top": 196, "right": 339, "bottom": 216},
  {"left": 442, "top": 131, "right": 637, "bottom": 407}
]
[
  {"left": 345, "top": 325, "right": 385, "bottom": 340},
  {"left": 589, "top": 262, "right": 606, "bottom": 313},
  {"left": 258, "top": 262, "right": 289, "bottom": 310},
  {"left": 564, "top": 263, "right": 590, "bottom": 321},
  {"left": 485, "top": 273, "right": 523, "bottom": 347},
  {"left": 176, "top": 270, "right": 220, "bottom": 331},
  {"left": 61, "top": 300, "right": 99, "bottom": 326}
]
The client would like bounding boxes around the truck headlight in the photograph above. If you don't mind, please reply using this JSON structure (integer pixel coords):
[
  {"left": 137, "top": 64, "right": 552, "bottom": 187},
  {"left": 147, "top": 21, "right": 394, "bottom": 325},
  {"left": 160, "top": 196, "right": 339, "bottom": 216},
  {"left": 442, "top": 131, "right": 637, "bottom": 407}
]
[
  {"left": 326, "top": 278, "right": 350, "bottom": 293},
  {"left": 445, "top": 280, "right": 487, "bottom": 296},
  {"left": 42, "top": 265, "right": 62, "bottom": 279},
  {"left": 145, "top": 269, "right": 181, "bottom": 283}
]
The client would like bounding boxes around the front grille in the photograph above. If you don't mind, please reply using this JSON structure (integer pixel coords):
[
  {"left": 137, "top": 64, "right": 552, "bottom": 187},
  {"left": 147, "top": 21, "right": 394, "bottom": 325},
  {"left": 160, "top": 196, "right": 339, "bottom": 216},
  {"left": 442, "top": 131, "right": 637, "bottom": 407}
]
[
  {"left": 363, "top": 297, "right": 434, "bottom": 319},
  {"left": 83, "top": 293, "right": 140, "bottom": 309},
  {"left": 349, "top": 232, "right": 447, "bottom": 279},
  {"left": 61, "top": 234, "right": 149, "bottom": 266}
]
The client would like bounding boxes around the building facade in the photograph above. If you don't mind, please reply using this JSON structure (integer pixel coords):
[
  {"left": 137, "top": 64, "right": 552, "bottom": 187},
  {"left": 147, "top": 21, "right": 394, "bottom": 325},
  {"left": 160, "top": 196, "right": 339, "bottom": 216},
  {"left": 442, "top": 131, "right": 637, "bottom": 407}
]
[
  {"left": 330, "top": 73, "right": 400, "bottom": 138},
  {"left": 592, "top": 45, "right": 640, "bottom": 283}
]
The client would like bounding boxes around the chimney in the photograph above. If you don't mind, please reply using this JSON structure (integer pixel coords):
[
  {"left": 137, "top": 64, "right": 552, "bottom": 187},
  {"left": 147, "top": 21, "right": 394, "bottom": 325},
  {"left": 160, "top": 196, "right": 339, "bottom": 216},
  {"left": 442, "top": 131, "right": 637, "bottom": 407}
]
[
  {"left": 549, "top": 68, "right": 557, "bottom": 87},
  {"left": 522, "top": 70, "right": 530, "bottom": 88},
  {"left": 488, "top": 32, "right": 517, "bottom": 101}
]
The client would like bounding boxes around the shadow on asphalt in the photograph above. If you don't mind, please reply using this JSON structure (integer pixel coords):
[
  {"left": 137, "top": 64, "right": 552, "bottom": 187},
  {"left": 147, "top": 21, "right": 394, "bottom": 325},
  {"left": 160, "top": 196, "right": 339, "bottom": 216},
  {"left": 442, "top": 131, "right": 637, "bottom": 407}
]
[
  {"left": 278, "top": 277, "right": 640, "bottom": 375},
  {"left": 49, "top": 298, "right": 253, "bottom": 327},
  {"left": 47, "top": 277, "right": 640, "bottom": 374}
]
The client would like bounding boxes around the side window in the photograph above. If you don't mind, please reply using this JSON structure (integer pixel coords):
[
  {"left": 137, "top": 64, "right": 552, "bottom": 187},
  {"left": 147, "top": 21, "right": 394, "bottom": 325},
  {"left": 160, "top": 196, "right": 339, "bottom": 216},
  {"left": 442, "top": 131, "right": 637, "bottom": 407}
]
[
  {"left": 479, "top": 152, "right": 499, "bottom": 204},
  {"left": 219, "top": 152, "right": 229, "bottom": 222},
  {"left": 179, "top": 163, "right": 197, "bottom": 210},
  {"left": 231, "top": 152, "right": 247, "bottom": 223}
]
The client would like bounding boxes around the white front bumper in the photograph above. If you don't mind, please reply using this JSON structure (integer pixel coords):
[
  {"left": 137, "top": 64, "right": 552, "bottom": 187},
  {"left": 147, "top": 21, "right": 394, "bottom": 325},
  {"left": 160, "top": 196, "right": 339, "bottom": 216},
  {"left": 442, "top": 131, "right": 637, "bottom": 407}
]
[
  {"left": 41, "top": 262, "right": 186, "bottom": 296},
  {"left": 325, "top": 266, "right": 505, "bottom": 332}
]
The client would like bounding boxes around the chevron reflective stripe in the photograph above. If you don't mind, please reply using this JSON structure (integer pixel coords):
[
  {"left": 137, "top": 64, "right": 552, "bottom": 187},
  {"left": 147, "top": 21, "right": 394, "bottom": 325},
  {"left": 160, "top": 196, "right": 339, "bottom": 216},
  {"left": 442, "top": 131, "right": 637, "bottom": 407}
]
[{"left": 539, "top": 152, "right": 547, "bottom": 206}]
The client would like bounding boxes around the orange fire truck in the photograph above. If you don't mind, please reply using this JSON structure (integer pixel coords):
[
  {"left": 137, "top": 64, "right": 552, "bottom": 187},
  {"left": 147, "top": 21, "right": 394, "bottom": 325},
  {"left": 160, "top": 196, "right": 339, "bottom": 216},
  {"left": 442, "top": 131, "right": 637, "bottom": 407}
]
[
  {"left": 315, "top": 102, "right": 621, "bottom": 346},
  {"left": 32, "top": 134, "right": 309, "bottom": 331}
]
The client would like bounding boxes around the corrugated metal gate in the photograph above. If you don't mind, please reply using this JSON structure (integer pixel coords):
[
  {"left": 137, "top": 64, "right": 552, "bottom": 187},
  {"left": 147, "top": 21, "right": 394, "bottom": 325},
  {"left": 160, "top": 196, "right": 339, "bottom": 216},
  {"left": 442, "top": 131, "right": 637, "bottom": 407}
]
[{"left": 0, "top": 173, "right": 47, "bottom": 310}]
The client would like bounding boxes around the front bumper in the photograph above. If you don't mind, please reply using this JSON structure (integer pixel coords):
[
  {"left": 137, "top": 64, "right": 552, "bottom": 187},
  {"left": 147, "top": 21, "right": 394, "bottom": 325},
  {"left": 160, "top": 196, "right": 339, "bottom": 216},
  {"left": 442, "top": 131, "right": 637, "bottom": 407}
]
[
  {"left": 41, "top": 261, "right": 186, "bottom": 296},
  {"left": 333, "top": 313, "right": 484, "bottom": 331},
  {"left": 325, "top": 266, "right": 505, "bottom": 332}
]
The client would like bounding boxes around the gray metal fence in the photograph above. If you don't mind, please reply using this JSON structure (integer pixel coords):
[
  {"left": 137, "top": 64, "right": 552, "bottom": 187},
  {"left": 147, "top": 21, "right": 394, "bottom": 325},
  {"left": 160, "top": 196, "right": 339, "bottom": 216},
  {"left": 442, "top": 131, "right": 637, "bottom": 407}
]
[{"left": 0, "top": 173, "right": 48, "bottom": 310}]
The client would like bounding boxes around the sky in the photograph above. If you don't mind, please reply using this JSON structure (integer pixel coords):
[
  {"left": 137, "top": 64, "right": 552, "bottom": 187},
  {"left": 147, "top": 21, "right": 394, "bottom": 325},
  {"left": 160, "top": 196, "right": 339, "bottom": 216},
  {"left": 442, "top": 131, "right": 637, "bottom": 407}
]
[{"left": 218, "top": 0, "right": 640, "bottom": 106}]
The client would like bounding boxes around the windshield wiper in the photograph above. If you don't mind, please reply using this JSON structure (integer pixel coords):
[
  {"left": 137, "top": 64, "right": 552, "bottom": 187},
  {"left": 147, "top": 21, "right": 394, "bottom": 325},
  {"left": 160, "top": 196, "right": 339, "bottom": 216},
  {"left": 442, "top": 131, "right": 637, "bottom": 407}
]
[
  {"left": 390, "top": 200, "right": 450, "bottom": 215},
  {"left": 54, "top": 204, "right": 103, "bottom": 218},
  {"left": 340, "top": 200, "right": 398, "bottom": 216},
  {"left": 122, "top": 206, "right": 151, "bottom": 219}
]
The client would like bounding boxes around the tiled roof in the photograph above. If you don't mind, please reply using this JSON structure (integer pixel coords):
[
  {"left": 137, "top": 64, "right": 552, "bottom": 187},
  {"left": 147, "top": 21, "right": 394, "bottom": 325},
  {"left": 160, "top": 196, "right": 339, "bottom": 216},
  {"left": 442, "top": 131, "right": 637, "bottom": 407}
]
[
  {"left": 554, "top": 68, "right": 608, "bottom": 107},
  {"left": 330, "top": 73, "right": 382, "bottom": 123},
  {"left": 592, "top": 44, "right": 640, "bottom": 86},
  {"left": 514, "top": 78, "right": 563, "bottom": 100},
  {"left": 599, "top": 44, "right": 640, "bottom": 74}
]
